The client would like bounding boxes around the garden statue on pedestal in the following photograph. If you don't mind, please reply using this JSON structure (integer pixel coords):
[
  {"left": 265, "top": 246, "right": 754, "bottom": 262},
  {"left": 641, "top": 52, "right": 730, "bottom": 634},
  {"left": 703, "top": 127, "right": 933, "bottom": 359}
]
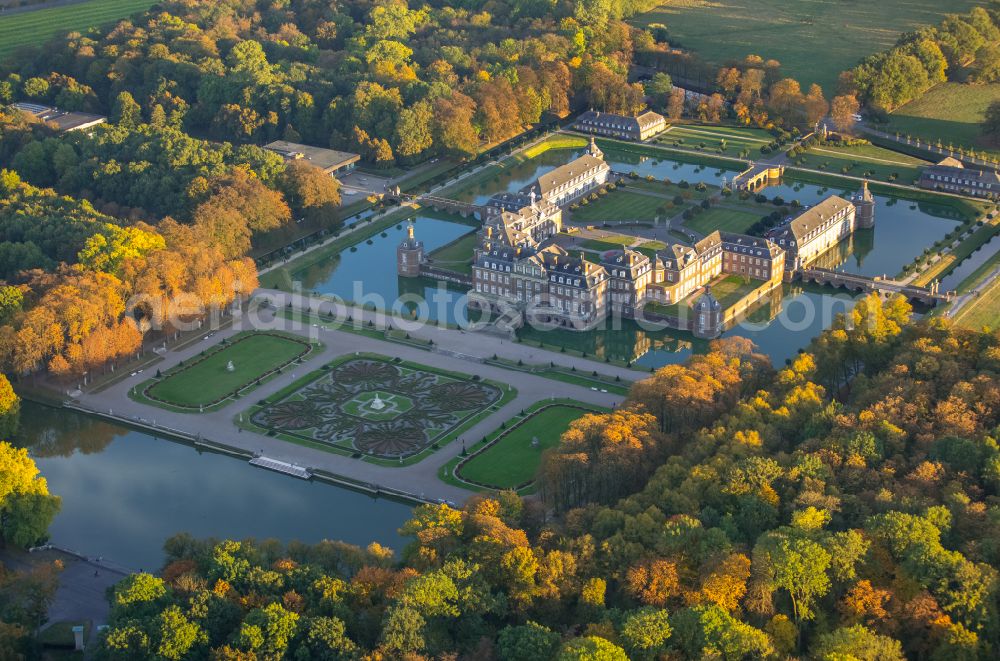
[{"left": 226, "top": 360, "right": 235, "bottom": 372}]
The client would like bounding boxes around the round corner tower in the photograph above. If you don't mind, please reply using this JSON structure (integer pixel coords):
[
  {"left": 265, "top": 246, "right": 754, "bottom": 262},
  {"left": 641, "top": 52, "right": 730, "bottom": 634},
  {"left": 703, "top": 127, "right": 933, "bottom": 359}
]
[
  {"left": 854, "top": 180, "right": 875, "bottom": 229},
  {"left": 396, "top": 223, "right": 424, "bottom": 277},
  {"left": 692, "top": 287, "right": 723, "bottom": 339}
]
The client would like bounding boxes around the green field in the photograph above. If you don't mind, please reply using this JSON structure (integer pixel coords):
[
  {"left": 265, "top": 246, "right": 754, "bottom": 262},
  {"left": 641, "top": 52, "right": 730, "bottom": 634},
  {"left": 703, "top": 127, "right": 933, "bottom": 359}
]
[
  {"left": 0, "top": 0, "right": 157, "bottom": 58},
  {"left": 889, "top": 83, "right": 1000, "bottom": 157},
  {"left": 632, "top": 0, "right": 980, "bottom": 93},
  {"left": 658, "top": 125, "right": 773, "bottom": 152},
  {"left": 572, "top": 190, "right": 667, "bottom": 222},
  {"left": 428, "top": 230, "right": 478, "bottom": 274},
  {"left": 794, "top": 143, "right": 929, "bottom": 184},
  {"left": 141, "top": 332, "right": 313, "bottom": 410},
  {"left": 953, "top": 276, "right": 1000, "bottom": 330},
  {"left": 685, "top": 206, "right": 760, "bottom": 235},
  {"left": 457, "top": 404, "right": 591, "bottom": 489}
]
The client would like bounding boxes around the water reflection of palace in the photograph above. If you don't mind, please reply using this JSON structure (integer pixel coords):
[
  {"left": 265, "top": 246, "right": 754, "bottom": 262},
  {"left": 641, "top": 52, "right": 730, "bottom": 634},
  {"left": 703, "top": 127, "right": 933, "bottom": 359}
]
[{"left": 517, "top": 318, "right": 700, "bottom": 365}]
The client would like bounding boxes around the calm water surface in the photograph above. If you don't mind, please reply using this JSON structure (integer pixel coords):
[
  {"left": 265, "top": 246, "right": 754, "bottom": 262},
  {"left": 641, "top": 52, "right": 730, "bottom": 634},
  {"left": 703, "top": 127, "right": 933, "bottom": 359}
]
[
  {"left": 22, "top": 149, "right": 966, "bottom": 569},
  {"left": 16, "top": 403, "right": 412, "bottom": 570},
  {"left": 294, "top": 215, "right": 473, "bottom": 325}
]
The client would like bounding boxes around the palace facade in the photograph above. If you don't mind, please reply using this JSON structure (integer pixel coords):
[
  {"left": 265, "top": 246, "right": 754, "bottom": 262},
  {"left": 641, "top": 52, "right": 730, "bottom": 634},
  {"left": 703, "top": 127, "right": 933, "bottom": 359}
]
[
  {"left": 574, "top": 110, "right": 667, "bottom": 141},
  {"left": 919, "top": 157, "right": 1000, "bottom": 199},
  {"left": 765, "top": 185, "right": 874, "bottom": 273}
]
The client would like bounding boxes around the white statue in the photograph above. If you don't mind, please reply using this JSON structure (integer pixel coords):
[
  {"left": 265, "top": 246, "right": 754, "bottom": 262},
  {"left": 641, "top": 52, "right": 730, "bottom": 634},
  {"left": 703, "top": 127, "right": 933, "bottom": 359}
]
[
  {"left": 226, "top": 360, "right": 235, "bottom": 372},
  {"left": 370, "top": 394, "right": 386, "bottom": 410}
]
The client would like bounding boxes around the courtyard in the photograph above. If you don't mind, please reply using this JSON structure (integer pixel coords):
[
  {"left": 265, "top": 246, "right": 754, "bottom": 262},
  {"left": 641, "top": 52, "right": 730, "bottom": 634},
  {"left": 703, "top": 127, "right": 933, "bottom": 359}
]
[{"left": 244, "top": 354, "right": 511, "bottom": 460}]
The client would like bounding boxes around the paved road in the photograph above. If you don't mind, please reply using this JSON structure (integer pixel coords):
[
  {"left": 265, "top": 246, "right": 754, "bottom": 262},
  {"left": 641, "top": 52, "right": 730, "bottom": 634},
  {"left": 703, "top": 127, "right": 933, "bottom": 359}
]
[
  {"left": 0, "top": 547, "right": 123, "bottom": 631},
  {"left": 945, "top": 261, "right": 1000, "bottom": 319},
  {"left": 75, "top": 297, "right": 630, "bottom": 505}
]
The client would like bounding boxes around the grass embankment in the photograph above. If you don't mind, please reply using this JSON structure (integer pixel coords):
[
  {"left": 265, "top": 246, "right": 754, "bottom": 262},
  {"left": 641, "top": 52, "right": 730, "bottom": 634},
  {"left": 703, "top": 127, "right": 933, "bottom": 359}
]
[
  {"left": 957, "top": 250, "right": 1000, "bottom": 293},
  {"left": 953, "top": 277, "right": 1000, "bottom": 330},
  {"left": 889, "top": 83, "right": 1000, "bottom": 159},
  {"left": 657, "top": 125, "right": 773, "bottom": 152},
  {"left": 793, "top": 143, "right": 929, "bottom": 185},
  {"left": 0, "top": 0, "right": 157, "bottom": 57},
  {"left": 434, "top": 134, "right": 586, "bottom": 200},
  {"left": 630, "top": 0, "right": 979, "bottom": 92},
  {"left": 427, "top": 231, "right": 478, "bottom": 275},
  {"left": 595, "top": 136, "right": 746, "bottom": 170},
  {"left": 910, "top": 218, "right": 1000, "bottom": 287},
  {"left": 134, "top": 332, "right": 315, "bottom": 412}
]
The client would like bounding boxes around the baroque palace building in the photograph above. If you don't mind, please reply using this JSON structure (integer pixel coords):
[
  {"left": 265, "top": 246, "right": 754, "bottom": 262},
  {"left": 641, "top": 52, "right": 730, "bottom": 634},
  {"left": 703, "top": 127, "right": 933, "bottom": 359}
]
[
  {"left": 403, "top": 145, "right": 874, "bottom": 336},
  {"left": 765, "top": 182, "right": 874, "bottom": 275}
]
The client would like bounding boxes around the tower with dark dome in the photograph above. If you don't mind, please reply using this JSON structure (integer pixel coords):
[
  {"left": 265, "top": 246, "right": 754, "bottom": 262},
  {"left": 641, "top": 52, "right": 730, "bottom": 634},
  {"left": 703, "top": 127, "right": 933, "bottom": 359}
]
[
  {"left": 396, "top": 223, "right": 424, "bottom": 277},
  {"left": 693, "top": 287, "right": 723, "bottom": 339},
  {"left": 853, "top": 180, "right": 875, "bottom": 229}
]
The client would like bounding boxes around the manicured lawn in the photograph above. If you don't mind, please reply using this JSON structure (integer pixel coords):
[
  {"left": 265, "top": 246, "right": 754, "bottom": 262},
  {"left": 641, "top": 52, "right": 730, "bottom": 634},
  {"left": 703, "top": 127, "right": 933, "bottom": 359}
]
[
  {"left": 428, "top": 230, "right": 478, "bottom": 274},
  {"left": 889, "top": 83, "right": 1000, "bottom": 158},
  {"left": 711, "top": 274, "right": 758, "bottom": 308},
  {"left": 793, "top": 143, "right": 929, "bottom": 184},
  {"left": 0, "top": 0, "right": 156, "bottom": 57},
  {"left": 572, "top": 191, "right": 666, "bottom": 222},
  {"left": 142, "top": 332, "right": 313, "bottom": 410},
  {"left": 631, "top": 0, "right": 980, "bottom": 93},
  {"left": 953, "top": 276, "right": 1000, "bottom": 330},
  {"left": 523, "top": 135, "right": 587, "bottom": 158},
  {"left": 457, "top": 404, "right": 591, "bottom": 489},
  {"left": 685, "top": 207, "right": 761, "bottom": 235},
  {"left": 658, "top": 125, "right": 773, "bottom": 152}
]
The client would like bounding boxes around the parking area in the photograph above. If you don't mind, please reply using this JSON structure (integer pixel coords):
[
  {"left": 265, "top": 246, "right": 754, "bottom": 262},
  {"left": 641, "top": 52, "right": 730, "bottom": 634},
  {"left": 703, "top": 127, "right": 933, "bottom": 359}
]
[{"left": 339, "top": 171, "right": 391, "bottom": 198}]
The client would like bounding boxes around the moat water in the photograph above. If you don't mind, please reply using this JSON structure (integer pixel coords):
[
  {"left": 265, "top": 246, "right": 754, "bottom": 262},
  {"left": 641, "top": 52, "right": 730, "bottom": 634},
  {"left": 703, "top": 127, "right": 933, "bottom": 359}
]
[
  {"left": 292, "top": 147, "right": 962, "bottom": 366},
  {"left": 19, "top": 147, "right": 970, "bottom": 571},
  {"left": 15, "top": 402, "right": 412, "bottom": 570}
]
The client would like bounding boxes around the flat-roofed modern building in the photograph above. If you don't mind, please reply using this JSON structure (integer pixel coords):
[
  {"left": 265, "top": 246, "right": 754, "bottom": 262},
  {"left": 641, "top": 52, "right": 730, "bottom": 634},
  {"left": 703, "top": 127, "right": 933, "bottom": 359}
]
[
  {"left": 575, "top": 109, "right": 667, "bottom": 141},
  {"left": 919, "top": 157, "right": 1000, "bottom": 199},
  {"left": 263, "top": 140, "right": 360, "bottom": 175},
  {"left": 13, "top": 102, "right": 106, "bottom": 133}
]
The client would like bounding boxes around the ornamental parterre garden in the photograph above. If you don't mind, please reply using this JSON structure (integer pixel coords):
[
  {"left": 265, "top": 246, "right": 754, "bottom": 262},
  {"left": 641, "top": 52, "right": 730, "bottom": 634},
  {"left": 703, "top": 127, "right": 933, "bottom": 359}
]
[
  {"left": 245, "top": 355, "right": 509, "bottom": 460},
  {"left": 135, "top": 331, "right": 317, "bottom": 412}
]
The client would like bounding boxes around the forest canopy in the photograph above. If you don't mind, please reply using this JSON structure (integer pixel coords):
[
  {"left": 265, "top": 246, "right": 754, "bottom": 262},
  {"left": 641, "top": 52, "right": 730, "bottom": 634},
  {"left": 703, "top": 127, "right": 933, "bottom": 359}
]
[{"left": 87, "top": 298, "right": 1000, "bottom": 660}]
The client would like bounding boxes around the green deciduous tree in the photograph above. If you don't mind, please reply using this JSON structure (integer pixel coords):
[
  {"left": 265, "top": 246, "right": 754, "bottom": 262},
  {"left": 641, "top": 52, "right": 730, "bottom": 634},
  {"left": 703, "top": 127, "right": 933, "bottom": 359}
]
[
  {"left": 557, "top": 635, "right": 628, "bottom": 661},
  {"left": 0, "top": 442, "right": 60, "bottom": 548}
]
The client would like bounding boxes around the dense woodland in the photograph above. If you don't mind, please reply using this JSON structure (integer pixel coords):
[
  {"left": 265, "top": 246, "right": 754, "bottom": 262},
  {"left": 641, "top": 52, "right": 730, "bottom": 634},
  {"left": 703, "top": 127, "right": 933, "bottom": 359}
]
[
  {"left": 0, "top": 0, "right": 871, "bottom": 383},
  {"left": 24, "top": 297, "right": 988, "bottom": 660},
  {"left": 0, "top": 2, "right": 999, "bottom": 658}
]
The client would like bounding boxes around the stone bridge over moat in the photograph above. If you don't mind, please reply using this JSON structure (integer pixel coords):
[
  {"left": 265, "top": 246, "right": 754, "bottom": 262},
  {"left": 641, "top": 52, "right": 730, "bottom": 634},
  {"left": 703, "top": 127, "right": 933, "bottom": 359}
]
[{"left": 799, "top": 268, "right": 953, "bottom": 306}]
